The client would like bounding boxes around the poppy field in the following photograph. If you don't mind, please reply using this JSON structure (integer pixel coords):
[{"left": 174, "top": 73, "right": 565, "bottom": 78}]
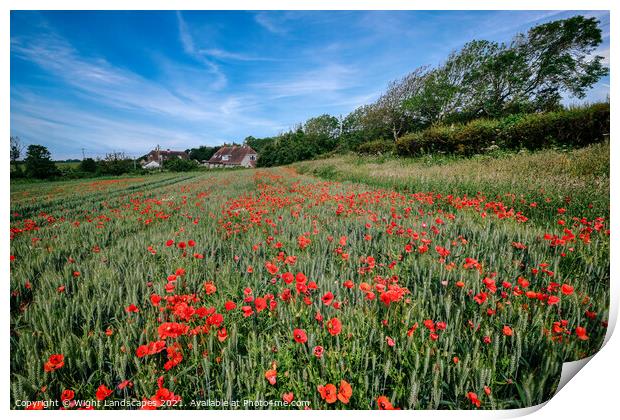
[{"left": 9, "top": 155, "right": 609, "bottom": 410}]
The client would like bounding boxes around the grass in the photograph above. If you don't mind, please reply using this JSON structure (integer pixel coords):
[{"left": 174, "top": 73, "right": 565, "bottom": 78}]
[{"left": 10, "top": 145, "right": 609, "bottom": 410}]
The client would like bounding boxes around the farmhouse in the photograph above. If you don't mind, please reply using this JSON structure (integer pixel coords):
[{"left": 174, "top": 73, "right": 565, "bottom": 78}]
[
  {"left": 207, "top": 145, "right": 257, "bottom": 168},
  {"left": 145, "top": 148, "right": 188, "bottom": 164}
]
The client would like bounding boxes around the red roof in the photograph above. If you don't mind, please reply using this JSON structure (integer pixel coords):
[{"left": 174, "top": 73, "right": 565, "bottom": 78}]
[{"left": 207, "top": 145, "right": 257, "bottom": 166}]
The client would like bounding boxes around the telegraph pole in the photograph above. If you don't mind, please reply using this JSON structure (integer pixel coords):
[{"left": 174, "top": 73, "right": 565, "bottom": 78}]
[{"left": 81, "top": 148, "right": 86, "bottom": 160}]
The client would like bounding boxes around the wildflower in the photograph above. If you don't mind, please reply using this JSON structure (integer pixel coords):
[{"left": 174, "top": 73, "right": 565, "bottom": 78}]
[
  {"left": 265, "top": 369, "right": 277, "bottom": 385},
  {"left": 502, "top": 326, "right": 514, "bottom": 336},
  {"left": 313, "top": 345, "right": 324, "bottom": 358},
  {"left": 376, "top": 396, "right": 394, "bottom": 410},
  {"left": 337, "top": 380, "right": 352, "bottom": 404},
  {"left": 44, "top": 354, "right": 64, "bottom": 372},
  {"left": 561, "top": 284, "right": 574, "bottom": 295},
  {"left": 317, "top": 383, "right": 338, "bottom": 404},
  {"left": 293, "top": 328, "right": 308, "bottom": 344},
  {"left": 96, "top": 384, "right": 113, "bottom": 401},
  {"left": 327, "top": 318, "right": 342, "bottom": 336}
]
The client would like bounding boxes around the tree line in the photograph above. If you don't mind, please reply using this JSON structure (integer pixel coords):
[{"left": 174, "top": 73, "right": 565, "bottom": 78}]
[{"left": 250, "top": 15, "right": 608, "bottom": 167}]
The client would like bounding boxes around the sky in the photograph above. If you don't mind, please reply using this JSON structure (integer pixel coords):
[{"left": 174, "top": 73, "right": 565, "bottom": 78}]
[{"left": 10, "top": 10, "right": 610, "bottom": 160}]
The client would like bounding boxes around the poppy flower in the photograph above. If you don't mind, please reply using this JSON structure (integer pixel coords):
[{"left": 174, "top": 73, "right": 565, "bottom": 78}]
[
  {"left": 466, "top": 392, "right": 481, "bottom": 407},
  {"left": 224, "top": 301, "right": 237, "bottom": 311},
  {"left": 313, "top": 345, "right": 324, "bottom": 358},
  {"left": 322, "top": 292, "right": 334, "bottom": 306},
  {"left": 265, "top": 262, "right": 279, "bottom": 275},
  {"left": 265, "top": 369, "right": 277, "bottom": 385},
  {"left": 165, "top": 240, "right": 174, "bottom": 247},
  {"left": 327, "top": 318, "right": 342, "bottom": 336},
  {"left": 61, "top": 389, "right": 74, "bottom": 401},
  {"left": 204, "top": 282, "right": 217, "bottom": 295},
  {"left": 386, "top": 336, "right": 395, "bottom": 347},
  {"left": 317, "top": 383, "right": 338, "bottom": 404},
  {"left": 337, "top": 380, "right": 352, "bottom": 404},
  {"left": 502, "top": 326, "right": 513, "bottom": 336},
  {"left": 282, "top": 392, "right": 294, "bottom": 404},
  {"left": 44, "top": 354, "right": 64, "bottom": 372},
  {"left": 125, "top": 304, "right": 139, "bottom": 313},
  {"left": 561, "top": 284, "right": 574, "bottom": 295},
  {"left": 293, "top": 329, "right": 308, "bottom": 344},
  {"left": 254, "top": 297, "right": 267, "bottom": 312},
  {"left": 96, "top": 384, "right": 113, "bottom": 401},
  {"left": 188, "top": 240, "right": 196, "bottom": 247},
  {"left": 217, "top": 327, "right": 228, "bottom": 342},
  {"left": 575, "top": 326, "right": 589, "bottom": 340},
  {"left": 376, "top": 396, "right": 394, "bottom": 410}
]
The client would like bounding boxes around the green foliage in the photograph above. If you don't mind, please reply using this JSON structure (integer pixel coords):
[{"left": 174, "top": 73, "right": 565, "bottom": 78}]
[
  {"left": 356, "top": 139, "right": 396, "bottom": 155},
  {"left": 396, "top": 103, "right": 609, "bottom": 157},
  {"left": 24, "top": 144, "right": 60, "bottom": 179},
  {"left": 187, "top": 146, "right": 219, "bottom": 162},
  {"left": 80, "top": 158, "right": 98, "bottom": 173},
  {"left": 163, "top": 158, "right": 200, "bottom": 172},
  {"left": 97, "top": 153, "right": 135, "bottom": 176}
]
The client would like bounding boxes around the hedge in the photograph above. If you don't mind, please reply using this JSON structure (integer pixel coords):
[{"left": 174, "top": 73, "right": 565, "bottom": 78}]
[
  {"left": 356, "top": 139, "right": 396, "bottom": 155},
  {"left": 396, "top": 102, "right": 610, "bottom": 156}
]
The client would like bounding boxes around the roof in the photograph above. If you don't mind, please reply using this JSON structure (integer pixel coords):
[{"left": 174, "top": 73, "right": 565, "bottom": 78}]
[
  {"left": 207, "top": 145, "right": 257, "bottom": 166},
  {"left": 148, "top": 150, "right": 188, "bottom": 159},
  {"left": 142, "top": 161, "right": 161, "bottom": 169}
]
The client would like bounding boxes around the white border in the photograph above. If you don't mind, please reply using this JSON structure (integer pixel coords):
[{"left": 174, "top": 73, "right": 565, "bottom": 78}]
[{"left": 2, "top": 1, "right": 617, "bottom": 419}]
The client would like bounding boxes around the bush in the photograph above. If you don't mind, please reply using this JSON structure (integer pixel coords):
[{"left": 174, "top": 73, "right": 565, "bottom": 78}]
[
  {"left": 164, "top": 158, "right": 199, "bottom": 172},
  {"left": 356, "top": 139, "right": 396, "bottom": 155},
  {"left": 396, "top": 102, "right": 610, "bottom": 157}
]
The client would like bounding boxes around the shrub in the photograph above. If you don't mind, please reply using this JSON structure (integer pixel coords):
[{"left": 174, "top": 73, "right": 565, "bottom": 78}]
[
  {"left": 164, "top": 158, "right": 199, "bottom": 172},
  {"left": 356, "top": 139, "right": 396, "bottom": 155},
  {"left": 396, "top": 102, "right": 610, "bottom": 157}
]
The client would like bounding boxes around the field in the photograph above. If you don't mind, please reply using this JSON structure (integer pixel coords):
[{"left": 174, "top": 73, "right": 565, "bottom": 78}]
[{"left": 10, "top": 145, "right": 610, "bottom": 410}]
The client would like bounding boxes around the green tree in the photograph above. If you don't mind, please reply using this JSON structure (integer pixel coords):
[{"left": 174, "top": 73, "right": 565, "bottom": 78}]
[
  {"left": 24, "top": 144, "right": 60, "bottom": 179},
  {"left": 79, "top": 158, "right": 98, "bottom": 173},
  {"left": 405, "top": 15, "right": 608, "bottom": 123}
]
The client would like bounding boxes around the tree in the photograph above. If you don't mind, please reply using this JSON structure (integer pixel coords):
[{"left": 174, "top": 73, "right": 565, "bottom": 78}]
[
  {"left": 164, "top": 157, "right": 199, "bottom": 172},
  {"left": 303, "top": 114, "right": 340, "bottom": 151},
  {"left": 24, "top": 144, "right": 59, "bottom": 179},
  {"left": 374, "top": 67, "right": 429, "bottom": 141},
  {"left": 404, "top": 16, "right": 608, "bottom": 123},
  {"left": 97, "top": 152, "right": 133, "bottom": 175},
  {"left": 10, "top": 136, "right": 25, "bottom": 177},
  {"left": 187, "top": 146, "right": 219, "bottom": 162},
  {"left": 79, "top": 158, "right": 98, "bottom": 173}
]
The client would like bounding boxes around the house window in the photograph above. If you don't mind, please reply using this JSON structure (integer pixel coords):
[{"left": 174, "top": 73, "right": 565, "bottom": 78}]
[
  {"left": 222, "top": 155, "right": 230, "bottom": 161},
  {"left": 250, "top": 155, "right": 256, "bottom": 160}
]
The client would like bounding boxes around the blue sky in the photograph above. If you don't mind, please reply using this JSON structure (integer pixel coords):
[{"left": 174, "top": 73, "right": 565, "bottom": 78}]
[{"left": 11, "top": 10, "right": 610, "bottom": 160}]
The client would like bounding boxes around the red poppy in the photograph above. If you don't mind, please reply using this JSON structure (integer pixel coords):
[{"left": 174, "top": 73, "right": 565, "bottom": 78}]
[
  {"left": 165, "top": 240, "right": 174, "bottom": 247},
  {"left": 60, "top": 389, "right": 74, "bottom": 401},
  {"left": 265, "top": 369, "right": 277, "bottom": 385},
  {"left": 265, "top": 261, "right": 279, "bottom": 275},
  {"left": 204, "top": 282, "right": 217, "bottom": 295},
  {"left": 376, "top": 396, "right": 394, "bottom": 410},
  {"left": 327, "top": 317, "right": 342, "bottom": 336},
  {"left": 575, "top": 326, "right": 589, "bottom": 340},
  {"left": 502, "top": 326, "right": 513, "bottom": 336},
  {"left": 386, "top": 336, "right": 395, "bottom": 347},
  {"left": 317, "top": 383, "right": 338, "bottom": 404},
  {"left": 254, "top": 297, "right": 267, "bottom": 312},
  {"left": 44, "top": 354, "right": 64, "bottom": 372},
  {"left": 217, "top": 327, "right": 228, "bottom": 342},
  {"left": 561, "top": 284, "right": 574, "bottom": 295},
  {"left": 293, "top": 328, "right": 308, "bottom": 343},
  {"left": 125, "top": 304, "right": 139, "bottom": 313},
  {"left": 322, "top": 292, "right": 334, "bottom": 306},
  {"left": 466, "top": 391, "right": 481, "bottom": 407},
  {"left": 337, "top": 380, "right": 352, "bottom": 404},
  {"left": 224, "top": 301, "right": 237, "bottom": 311},
  {"left": 96, "top": 384, "right": 113, "bottom": 401},
  {"left": 313, "top": 345, "right": 324, "bottom": 358},
  {"left": 282, "top": 392, "right": 294, "bottom": 404}
]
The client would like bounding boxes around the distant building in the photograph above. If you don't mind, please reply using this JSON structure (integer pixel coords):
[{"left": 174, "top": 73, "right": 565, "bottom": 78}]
[
  {"left": 142, "top": 161, "right": 161, "bottom": 170},
  {"left": 207, "top": 145, "right": 257, "bottom": 168},
  {"left": 145, "top": 148, "right": 189, "bottom": 164}
]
